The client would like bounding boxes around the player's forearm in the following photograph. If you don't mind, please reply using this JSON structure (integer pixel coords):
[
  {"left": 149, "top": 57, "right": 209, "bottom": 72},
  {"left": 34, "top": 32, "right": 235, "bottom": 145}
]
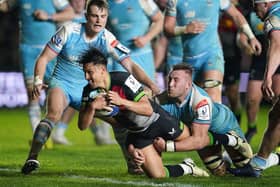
[
  {"left": 265, "top": 45, "right": 280, "bottom": 79},
  {"left": 227, "top": 5, "right": 255, "bottom": 40},
  {"left": 164, "top": 16, "right": 177, "bottom": 37},
  {"left": 130, "top": 62, "right": 159, "bottom": 94},
  {"left": 78, "top": 107, "right": 95, "bottom": 130},
  {"left": 34, "top": 58, "right": 48, "bottom": 82},
  {"left": 120, "top": 98, "right": 153, "bottom": 116},
  {"left": 174, "top": 135, "right": 209, "bottom": 151},
  {"left": 51, "top": 6, "right": 75, "bottom": 22},
  {"left": 144, "top": 12, "right": 163, "bottom": 42}
]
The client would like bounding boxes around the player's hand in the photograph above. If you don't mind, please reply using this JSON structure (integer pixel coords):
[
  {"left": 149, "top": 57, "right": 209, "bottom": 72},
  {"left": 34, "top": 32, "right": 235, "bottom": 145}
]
[
  {"left": 153, "top": 137, "right": 166, "bottom": 153},
  {"left": 262, "top": 77, "right": 276, "bottom": 102},
  {"left": 91, "top": 95, "right": 107, "bottom": 110},
  {"left": 33, "top": 10, "right": 49, "bottom": 21},
  {"left": 128, "top": 144, "right": 145, "bottom": 166},
  {"left": 107, "top": 91, "right": 122, "bottom": 106},
  {"left": 249, "top": 38, "right": 262, "bottom": 55},
  {"left": 32, "top": 83, "right": 48, "bottom": 99},
  {"left": 133, "top": 36, "right": 148, "bottom": 48},
  {"left": 151, "top": 84, "right": 161, "bottom": 96},
  {"left": 185, "top": 21, "right": 206, "bottom": 34}
]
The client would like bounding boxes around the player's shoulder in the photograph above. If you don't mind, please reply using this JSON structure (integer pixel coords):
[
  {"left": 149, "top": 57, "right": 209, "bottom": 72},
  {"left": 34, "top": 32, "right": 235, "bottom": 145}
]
[
  {"left": 190, "top": 84, "right": 212, "bottom": 108},
  {"left": 102, "top": 28, "right": 117, "bottom": 42},
  {"left": 62, "top": 22, "right": 82, "bottom": 34},
  {"left": 264, "top": 14, "right": 280, "bottom": 34},
  {"left": 110, "top": 71, "right": 135, "bottom": 86}
]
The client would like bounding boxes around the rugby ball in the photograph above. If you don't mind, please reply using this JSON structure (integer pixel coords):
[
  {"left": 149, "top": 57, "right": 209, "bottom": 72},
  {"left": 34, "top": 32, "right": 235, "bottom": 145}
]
[
  {"left": 88, "top": 87, "right": 119, "bottom": 117},
  {"left": 95, "top": 104, "right": 119, "bottom": 117}
]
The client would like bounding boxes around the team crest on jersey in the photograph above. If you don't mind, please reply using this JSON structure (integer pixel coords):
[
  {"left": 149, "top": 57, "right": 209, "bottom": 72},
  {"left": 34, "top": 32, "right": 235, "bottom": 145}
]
[
  {"left": 196, "top": 99, "right": 210, "bottom": 121},
  {"left": 125, "top": 75, "right": 141, "bottom": 93},
  {"left": 51, "top": 35, "right": 62, "bottom": 46}
]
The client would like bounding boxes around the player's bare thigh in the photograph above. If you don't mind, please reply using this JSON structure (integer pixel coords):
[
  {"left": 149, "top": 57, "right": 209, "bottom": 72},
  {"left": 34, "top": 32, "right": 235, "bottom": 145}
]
[
  {"left": 45, "top": 87, "right": 68, "bottom": 122},
  {"left": 141, "top": 144, "right": 165, "bottom": 178}
]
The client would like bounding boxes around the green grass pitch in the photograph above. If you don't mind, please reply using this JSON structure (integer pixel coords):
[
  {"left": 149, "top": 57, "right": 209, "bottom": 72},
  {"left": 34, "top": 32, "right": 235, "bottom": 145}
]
[{"left": 0, "top": 106, "right": 279, "bottom": 187}]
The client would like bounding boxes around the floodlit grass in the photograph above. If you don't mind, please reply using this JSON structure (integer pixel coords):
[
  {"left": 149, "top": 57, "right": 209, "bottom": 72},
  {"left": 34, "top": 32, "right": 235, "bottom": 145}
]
[{"left": 0, "top": 106, "right": 279, "bottom": 187}]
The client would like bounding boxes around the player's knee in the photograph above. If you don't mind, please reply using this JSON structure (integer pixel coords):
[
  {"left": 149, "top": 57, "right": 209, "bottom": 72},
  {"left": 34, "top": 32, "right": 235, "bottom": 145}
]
[
  {"left": 33, "top": 119, "right": 54, "bottom": 144},
  {"left": 47, "top": 110, "right": 63, "bottom": 123},
  {"left": 147, "top": 169, "right": 166, "bottom": 179},
  {"left": 203, "top": 155, "right": 226, "bottom": 176},
  {"left": 203, "top": 79, "right": 222, "bottom": 89}
]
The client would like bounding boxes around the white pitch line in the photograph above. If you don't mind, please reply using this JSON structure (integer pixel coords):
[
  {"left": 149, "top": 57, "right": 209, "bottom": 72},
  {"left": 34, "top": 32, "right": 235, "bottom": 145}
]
[{"left": 0, "top": 168, "right": 201, "bottom": 187}]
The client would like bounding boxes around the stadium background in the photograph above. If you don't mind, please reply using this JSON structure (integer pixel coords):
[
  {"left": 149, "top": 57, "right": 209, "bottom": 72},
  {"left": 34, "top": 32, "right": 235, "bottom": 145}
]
[{"left": 0, "top": 11, "right": 46, "bottom": 108}]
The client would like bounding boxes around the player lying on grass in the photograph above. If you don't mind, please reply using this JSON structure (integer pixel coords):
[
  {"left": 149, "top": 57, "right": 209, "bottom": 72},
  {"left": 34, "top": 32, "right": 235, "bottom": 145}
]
[
  {"left": 77, "top": 47, "right": 210, "bottom": 178},
  {"left": 130, "top": 63, "right": 253, "bottom": 176}
]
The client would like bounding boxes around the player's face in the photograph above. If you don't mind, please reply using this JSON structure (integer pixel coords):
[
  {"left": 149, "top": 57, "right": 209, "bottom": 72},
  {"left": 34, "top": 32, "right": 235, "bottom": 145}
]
[
  {"left": 254, "top": 3, "right": 267, "bottom": 21},
  {"left": 168, "top": 70, "right": 192, "bottom": 101},
  {"left": 86, "top": 5, "right": 108, "bottom": 34},
  {"left": 83, "top": 63, "right": 106, "bottom": 88}
]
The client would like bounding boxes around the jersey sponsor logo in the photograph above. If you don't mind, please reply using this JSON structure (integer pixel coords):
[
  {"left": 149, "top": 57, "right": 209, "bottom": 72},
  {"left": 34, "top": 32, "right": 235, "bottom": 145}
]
[{"left": 125, "top": 75, "right": 141, "bottom": 93}]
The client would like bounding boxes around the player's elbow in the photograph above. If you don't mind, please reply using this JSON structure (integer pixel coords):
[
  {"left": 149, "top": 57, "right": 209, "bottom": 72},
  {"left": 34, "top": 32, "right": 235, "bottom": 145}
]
[
  {"left": 145, "top": 107, "right": 154, "bottom": 116},
  {"left": 77, "top": 119, "right": 89, "bottom": 131},
  {"left": 78, "top": 123, "right": 87, "bottom": 131}
]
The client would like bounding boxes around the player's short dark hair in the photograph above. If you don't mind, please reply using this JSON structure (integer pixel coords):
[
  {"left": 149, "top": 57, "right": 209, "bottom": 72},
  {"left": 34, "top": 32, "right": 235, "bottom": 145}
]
[
  {"left": 86, "top": 0, "right": 108, "bottom": 13},
  {"left": 171, "top": 63, "right": 193, "bottom": 76},
  {"left": 79, "top": 47, "right": 107, "bottom": 67}
]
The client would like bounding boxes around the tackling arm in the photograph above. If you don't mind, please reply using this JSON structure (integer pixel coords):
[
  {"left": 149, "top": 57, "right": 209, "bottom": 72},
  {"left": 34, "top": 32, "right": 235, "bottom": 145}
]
[
  {"left": 153, "top": 123, "right": 210, "bottom": 152},
  {"left": 173, "top": 123, "right": 210, "bottom": 151}
]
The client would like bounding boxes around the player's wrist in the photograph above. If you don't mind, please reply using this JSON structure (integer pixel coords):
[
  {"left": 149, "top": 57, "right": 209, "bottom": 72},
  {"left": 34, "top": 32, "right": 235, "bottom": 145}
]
[
  {"left": 47, "top": 14, "right": 53, "bottom": 22},
  {"left": 240, "top": 24, "right": 255, "bottom": 40},
  {"left": 165, "top": 140, "right": 176, "bottom": 152},
  {"left": 34, "top": 75, "right": 43, "bottom": 86},
  {"left": 174, "top": 26, "right": 186, "bottom": 36}
]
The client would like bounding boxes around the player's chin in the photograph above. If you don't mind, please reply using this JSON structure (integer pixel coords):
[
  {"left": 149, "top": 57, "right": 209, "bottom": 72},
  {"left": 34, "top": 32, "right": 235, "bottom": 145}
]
[{"left": 92, "top": 26, "right": 104, "bottom": 32}]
